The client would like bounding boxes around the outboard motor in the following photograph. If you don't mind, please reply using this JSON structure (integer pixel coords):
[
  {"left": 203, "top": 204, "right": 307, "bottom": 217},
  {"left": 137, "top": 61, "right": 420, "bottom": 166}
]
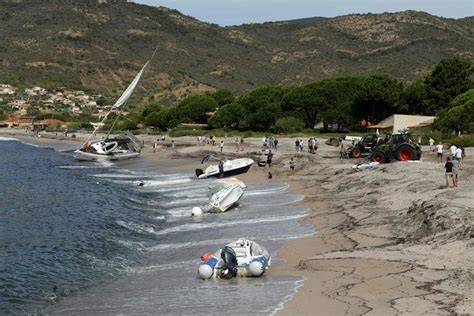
[
  {"left": 195, "top": 168, "right": 204, "bottom": 178},
  {"left": 220, "top": 246, "right": 238, "bottom": 279}
]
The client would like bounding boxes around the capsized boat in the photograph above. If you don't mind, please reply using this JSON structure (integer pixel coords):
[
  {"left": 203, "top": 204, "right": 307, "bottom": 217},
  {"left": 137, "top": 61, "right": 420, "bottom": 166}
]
[
  {"left": 208, "top": 184, "right": 244, "bottom": 213},
  {"left": 195, "top": 158, "right": 254, "bottom": 179},
  {"left": 74, "top": 49, "right": 156, "bottom": 161},
  {"left": 198, "top": 239, "right": 271, "bottom": 279}
]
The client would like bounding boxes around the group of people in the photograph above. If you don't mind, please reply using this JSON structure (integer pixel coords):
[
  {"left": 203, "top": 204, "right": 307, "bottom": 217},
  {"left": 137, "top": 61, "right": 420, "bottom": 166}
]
[
  {"left": 294, "top": 137, "right": 318, "bottom": 153},
  {"left": 234, "top": 137, "right": 245, "bottom": 151},
  {"left": 262, "top": 136, "right": 278, "bottom": 150},
  {"left": 152, "top": 135, "right": 167, "bottom": 152},
  {"left": 443, "top": 143, "right": 466, "bottom": 188},
  {"left": 197, "top": 135, "right": 217, "bottom": 146}
]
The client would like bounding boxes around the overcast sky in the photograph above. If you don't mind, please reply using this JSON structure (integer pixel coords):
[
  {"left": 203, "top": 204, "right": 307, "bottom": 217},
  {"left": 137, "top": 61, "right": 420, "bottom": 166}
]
[{"left": 132, "top": 0, "right": 473, "bottom": 26}]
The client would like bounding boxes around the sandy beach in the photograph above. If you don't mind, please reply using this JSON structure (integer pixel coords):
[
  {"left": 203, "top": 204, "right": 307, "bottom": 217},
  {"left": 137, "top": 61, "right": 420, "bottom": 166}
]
[{"left": 2, "top": 127, "right": 473, "bottom": 315}]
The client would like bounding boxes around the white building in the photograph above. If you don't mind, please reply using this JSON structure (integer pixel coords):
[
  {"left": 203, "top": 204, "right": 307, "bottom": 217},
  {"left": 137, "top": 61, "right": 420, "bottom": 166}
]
[{"left": 368, "top": 114, "right": 437, "bottom": 134}]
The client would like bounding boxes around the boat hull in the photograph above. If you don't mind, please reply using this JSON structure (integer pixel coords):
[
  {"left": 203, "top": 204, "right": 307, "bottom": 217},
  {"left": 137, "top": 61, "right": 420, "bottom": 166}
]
[
  {"left": 209, "top": 185, "right": 244, "bottom": 212},
  {"left": 196, "top": 159, "right": 254, "bottom": 179},
  {"left": 74, "top": 150, "right": 140, "bottom": 161},
  {"left": 208, "top": 164, "right": 252, "bottom": 179}
]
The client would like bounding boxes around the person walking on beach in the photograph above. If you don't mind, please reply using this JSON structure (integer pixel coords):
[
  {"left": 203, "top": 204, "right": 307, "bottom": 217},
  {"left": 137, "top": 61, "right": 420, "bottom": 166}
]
[
  {"left": 460, "top": 146, "right": 466, "bottom": 166},
  {"left": 289, "top": 157, "right": 295, "bottom": 172},
  {"left": 153, "top": 141, "right": 157, "bottom": 153},
  {"left": 452, "top": 157, "right": 460, "bottom": 187},
  {"left": 340, "top": 143, "right": 345, "bottom": 159},
  {"left": 450, "top": 144, "right": 457, "bottom": 159},
  {"left": 220, "top": 140, "right": 225, "bottom": 153},
  {"left": 436, "top": 142, "right": 443, "bottom": 163},
  {"left": 267, "top": 150, "right": 273, "bottom": 168},
  {"left": 429, "top": 138, "right": 434, "bottom": 151},
  {"left": 455, "top": 146, "right": 462, "bottom": 162},
  {"left": 240, "top": 137, "right": 244, "bottom": 151},
  {"left": 274, "top": 138, "right": 278, "bottom": 150},
  {"left": 218, "top": 160, "right": 224, "bottom": 178},
  {"left": 295, "top": 139, "right": 300, "bottom": 152},
  {"left": 235, "top": 137, "right": 240, "bottom": 151},
  {"left": 444, "top": 157, "right": 454, "bottom": 188}
]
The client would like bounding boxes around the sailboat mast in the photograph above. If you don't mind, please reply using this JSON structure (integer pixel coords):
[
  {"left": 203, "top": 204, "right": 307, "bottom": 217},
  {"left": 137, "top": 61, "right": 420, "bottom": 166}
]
[
  {"left": 105, "top": 110, "right": 122, "bottom": 139},
  {"left": 80, "top": 48, "right": 157, "bottom": 147}
]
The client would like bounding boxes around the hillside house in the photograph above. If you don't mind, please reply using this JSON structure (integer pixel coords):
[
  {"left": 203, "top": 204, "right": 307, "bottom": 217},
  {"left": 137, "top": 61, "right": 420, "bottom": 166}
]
[
  {"left": 0, "top": 118, "right": 33, "bottom": 128},
  {"left": 15, "top": 104, "right": 31, "bottom": 116},
  {"left": 34, "top": 119, "right": 67, "bottom": 130},
  {"left": 25, "top": 86, "right": 47, "bottom": 96},
  {"left": 368, "top": 114, "right": 437, "bottom": 134},
  {"left": 0, "top": 84, "right": 15, "bottom": 95}
]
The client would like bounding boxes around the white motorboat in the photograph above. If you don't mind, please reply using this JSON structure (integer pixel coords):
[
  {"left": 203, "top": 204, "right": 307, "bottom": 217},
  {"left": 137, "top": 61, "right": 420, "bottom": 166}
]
[
  {"left": 198, "top": 239, "right": 271, "bottom": 279},
  {"left": 208, "top": 177, "right": 246, "bottom": 196},
  {"left": 74, "top": 49, "right": 156, "bottom": 162},
  {"left": 195, "top": 158, "right": 254, "bottom": 179},
  {"left": 208, "top": 184, "right": 244, "bottom": 212}
]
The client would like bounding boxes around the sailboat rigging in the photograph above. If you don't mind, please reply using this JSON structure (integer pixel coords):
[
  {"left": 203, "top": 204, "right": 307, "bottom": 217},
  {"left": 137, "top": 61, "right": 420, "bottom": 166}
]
[{"left": 74, "top": 49, "right": 157, "bottom": 161}]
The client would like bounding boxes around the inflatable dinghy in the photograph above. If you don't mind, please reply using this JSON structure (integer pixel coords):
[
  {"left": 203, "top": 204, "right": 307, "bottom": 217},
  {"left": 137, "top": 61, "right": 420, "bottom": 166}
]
[{"left": 198, "top": 239, "right": 271, "bottom": 279}]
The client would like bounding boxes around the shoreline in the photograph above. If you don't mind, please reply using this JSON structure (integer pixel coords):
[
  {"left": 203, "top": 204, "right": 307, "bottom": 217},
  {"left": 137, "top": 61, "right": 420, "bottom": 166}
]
[{"left": 2, "top": 128, "right": 473, "bottom": 314}]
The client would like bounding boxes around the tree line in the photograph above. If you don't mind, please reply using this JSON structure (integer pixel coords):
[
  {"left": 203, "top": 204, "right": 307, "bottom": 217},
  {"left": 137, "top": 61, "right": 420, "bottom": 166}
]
[{"left": 139, "top": 56, "right": 473, "bottom": 134}]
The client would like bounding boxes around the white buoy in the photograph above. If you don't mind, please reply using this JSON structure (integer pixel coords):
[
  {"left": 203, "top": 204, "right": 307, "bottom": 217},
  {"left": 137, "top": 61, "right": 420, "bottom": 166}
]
[
  {"left": 198, "top": 264, "right": 213, "bottom": 279},
  {"left": 249, "top": 261, "right": 264, "bottom": 277},
  {"left": 191, "top": 207, "right": 203, "bottom": 217}
]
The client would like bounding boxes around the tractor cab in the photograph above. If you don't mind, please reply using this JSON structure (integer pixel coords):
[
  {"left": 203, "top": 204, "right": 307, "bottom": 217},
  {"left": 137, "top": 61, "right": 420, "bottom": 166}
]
[
  {"left": 371, "top": 133, "right": 422, "bottom": 163},
  {"left": 350, "top": 134, "right": 384, "bottom": 158}
]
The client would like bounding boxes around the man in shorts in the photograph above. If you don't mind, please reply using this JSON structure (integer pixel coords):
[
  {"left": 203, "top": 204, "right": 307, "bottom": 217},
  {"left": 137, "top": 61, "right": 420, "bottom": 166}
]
[
  {"left": 450, "top": 144, "right": 457, "bottom": 159},
  {"left": 455, "top": 147, "right": 462, "bottom": 162},
  {"left": 267, "top": 150, "right": 273, "bottom": 168},
  {"left": 436, "top": 142, "right": 443, "bottom": 163},
  {"left": 444, "top": 157, "right": 454, "bottom": 188},
  {"left": 452, "top": 158, "right": 460, "bottom": 187}
]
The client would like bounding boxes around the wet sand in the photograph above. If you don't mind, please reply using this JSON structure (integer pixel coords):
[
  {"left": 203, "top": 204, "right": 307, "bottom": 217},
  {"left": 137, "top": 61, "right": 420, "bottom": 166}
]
[{"left": 2, "top": 127, "right": 473, "bottom": 314}]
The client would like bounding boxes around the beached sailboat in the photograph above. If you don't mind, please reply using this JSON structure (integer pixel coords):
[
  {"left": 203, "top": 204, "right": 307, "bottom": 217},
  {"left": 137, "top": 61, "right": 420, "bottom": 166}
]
[
  {"left": 74, "top": 50, "right": 156, "bottom": 161},
  {"left": 198, "top": 239, "right": 271, "bottom": 279}
]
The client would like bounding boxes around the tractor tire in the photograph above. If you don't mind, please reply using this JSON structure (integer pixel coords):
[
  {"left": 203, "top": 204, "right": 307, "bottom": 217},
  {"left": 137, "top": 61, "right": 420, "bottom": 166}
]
[
  {"left": 397, "top": 145, "right": 415, "bottom": 161},
  {"left": 352, "top": 147, "right": 362, "bottom": 158},
  {"left": 371, "top": 151, "right": 386, "bottom": 163}
]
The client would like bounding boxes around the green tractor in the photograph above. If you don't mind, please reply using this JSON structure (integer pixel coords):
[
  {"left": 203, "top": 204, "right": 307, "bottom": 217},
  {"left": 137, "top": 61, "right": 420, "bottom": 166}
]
[{"left": 371, "top": 133, "right": 422, "bottom": 163}]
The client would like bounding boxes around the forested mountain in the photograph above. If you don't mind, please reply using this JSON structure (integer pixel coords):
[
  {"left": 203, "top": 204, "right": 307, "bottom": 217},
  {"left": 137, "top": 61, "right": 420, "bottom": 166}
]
[{"left": 0, "top": 0, "right": 472, "bottom": 104}]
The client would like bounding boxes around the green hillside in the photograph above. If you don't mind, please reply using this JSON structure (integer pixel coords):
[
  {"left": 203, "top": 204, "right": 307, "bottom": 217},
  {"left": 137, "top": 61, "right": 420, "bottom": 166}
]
[{"left": 0, "top": 1, "right": 472, "bottom": 104}]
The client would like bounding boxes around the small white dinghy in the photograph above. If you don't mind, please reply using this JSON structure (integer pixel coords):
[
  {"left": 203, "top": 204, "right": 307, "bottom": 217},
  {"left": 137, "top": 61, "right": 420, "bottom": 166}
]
[
  {"left": 208, "top": 184, "right": 244, "bottom": 212},
  {"left": 198, "top": 239, "right": 271, "bottom": 279}
]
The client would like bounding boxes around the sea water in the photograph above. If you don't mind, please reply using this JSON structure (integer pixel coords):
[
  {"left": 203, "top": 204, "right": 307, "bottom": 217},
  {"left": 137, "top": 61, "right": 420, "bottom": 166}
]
[{"left": 0, "top": 137, "right": 314, "bottom": 315}]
